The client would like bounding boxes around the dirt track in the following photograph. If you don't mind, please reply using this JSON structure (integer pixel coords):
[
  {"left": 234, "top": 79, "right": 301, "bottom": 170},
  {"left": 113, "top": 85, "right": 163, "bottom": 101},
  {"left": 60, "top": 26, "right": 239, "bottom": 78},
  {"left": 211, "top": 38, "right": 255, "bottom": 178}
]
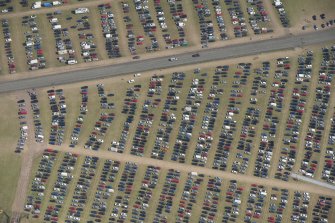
[
  {"left": 10, "top": 91, "right": 46, "bottom": 221},
  {"left": 47, "top": 144, "right": 335, "bottom": 197}
]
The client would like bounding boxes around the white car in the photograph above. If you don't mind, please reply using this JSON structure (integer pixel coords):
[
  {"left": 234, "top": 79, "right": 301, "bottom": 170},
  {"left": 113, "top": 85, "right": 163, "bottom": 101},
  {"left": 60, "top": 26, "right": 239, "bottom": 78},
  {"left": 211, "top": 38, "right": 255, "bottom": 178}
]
[
  {"left": 128, "top": 79, "right": 135, "bottom": 83},
  {"left": 134, "top": 73, "right": 141, "bottom": 77},
  {"left": 169, "top": 57, "right": 178, "bottom": 61}
]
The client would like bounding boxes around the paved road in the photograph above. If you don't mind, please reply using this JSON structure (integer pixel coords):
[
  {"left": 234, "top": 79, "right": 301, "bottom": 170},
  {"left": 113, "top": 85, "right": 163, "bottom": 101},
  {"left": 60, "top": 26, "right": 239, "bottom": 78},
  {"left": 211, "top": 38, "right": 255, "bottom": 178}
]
[
  {"left": 291, "top": 173, "right": 335, "bottom": 191},
  {"left": 0, "top": 29, "right": 334, "bottom": 93}
]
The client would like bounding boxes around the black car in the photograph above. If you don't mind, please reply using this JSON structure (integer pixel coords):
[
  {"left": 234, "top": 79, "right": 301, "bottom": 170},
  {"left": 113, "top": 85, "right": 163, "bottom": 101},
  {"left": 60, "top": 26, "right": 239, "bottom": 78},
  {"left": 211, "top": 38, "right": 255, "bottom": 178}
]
[{"left": 192, "top": 53, "right": 200, "bottom": 57}]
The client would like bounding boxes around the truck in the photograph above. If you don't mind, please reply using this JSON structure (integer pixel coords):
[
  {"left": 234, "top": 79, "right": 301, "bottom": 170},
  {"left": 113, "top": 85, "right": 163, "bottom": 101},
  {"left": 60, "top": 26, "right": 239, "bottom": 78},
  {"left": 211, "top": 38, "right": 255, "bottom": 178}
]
[
  {"left": 53, "top": 1, "right": 62, "bottom": 6},
  {"left": 52, "top": 24, "right": 62, "bottom": 30},
  {"left": 60, "top": 172, "right": 69, "bottom": 177},
  {"left": 75, "top": 8, "right": 89, "bottom": 14},
  {"left": 67, "top": 59, "right": 78, "bottom": 65},
  {"left": 32, "top": 1, "right": 42, "bottom": 9},
  {"left": 28, "top": 59, "right": 38, "bottom": 65}
]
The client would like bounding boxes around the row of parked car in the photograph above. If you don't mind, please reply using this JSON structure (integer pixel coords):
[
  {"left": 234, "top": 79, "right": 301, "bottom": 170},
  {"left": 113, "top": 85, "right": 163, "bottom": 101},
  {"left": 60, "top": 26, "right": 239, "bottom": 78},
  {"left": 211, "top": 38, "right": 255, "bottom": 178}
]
[
  {"left": 212, "top": 64, "right": 251, "bottom": 172},
  {"left": 0, "top": 0, "right": 14, "bottom": 14},
  {"left": 300, "top": 46, "right": 335, "bottom": 180},
  {"left": 172, "top": 73, "right": 206, "bottom": 163},
  {"left": 24, "top": 149, "right": 59, "bottom": 218},
  {"left": 130, "top": 75, "right": 164, "bottom": 156},
  {"left": 252, "top": 60, "right": 289, "bottom": 178},
  {"left": 28, "top": 90, "right": 45, "bottom": 143},
  {"left": 246, "top": 0, "right": 273, "bottom": 34},
  {"left": 176, "top": 172, "right": 204, "bottom": 222},
  {"left": 150, "top": 72, "right": 184, "bottom": 160},
  {"left": 47, "top": 12, "right": 78, "bottom": 65},
  {"left": 65, "top": 156, "right": 99, "bottom": 222},
  {"left": 88, "top": 159, "right": 121, "bottom": 222},
  {"left": 164, "top": 0, "right": 189, "bottom": 48},
  {"left": 98, "top": 3, "right": 121, "bottom": 59},
  {"left": 44, "top": 152, "right": 79, "bottom": 222},
  {"left": 133, "top": 0, "right": 160, "bottom": 52},
  {"left": 70, "top": 86, "right": 88, "bottom": 147},
  {"left": 225, "top": 0, "right": 248, "bottom": 37},
  {"left": 22, "top": 15, "right": 46, "bottom": 70},
  {"left": 272, "top": 0, "right": 289, "bottom": 27},
  {"left": 1, "top": 19, "right": 16, "bottom": 73},
  {"left": 129, "top": 165, "right": 160, "bottom": 222},
  {"left": 47, "top": 89, "right": 67, "bottom": 145},
  {"left": 108, "top": 162, "right": 138, "bottom": 222},
  {"left": 191, "top": 69, "right": 224, "bottom": 166},
  {"left": 212, "top": 0, "right": 229, "bottom": 40},
  {"left": 154, "top": 169, "right": 181, "bottom": 222},
  {"left": 311, "top": 196, "right": 333, "bottom": 223},
  {"left": 192, "top": 0, "right": 216, "bottom": 48},
  {"left": 84, "top": 84, "right": 115, "bottom": 151},
  {"left": 15, "top": 99, "right": 28, "bottom": 153},
  {"left": 109, "top": 85, "right": 141, "bottom": 153},
  {"left": 267, "top": 187, "right": 289, "bottom": 223}
]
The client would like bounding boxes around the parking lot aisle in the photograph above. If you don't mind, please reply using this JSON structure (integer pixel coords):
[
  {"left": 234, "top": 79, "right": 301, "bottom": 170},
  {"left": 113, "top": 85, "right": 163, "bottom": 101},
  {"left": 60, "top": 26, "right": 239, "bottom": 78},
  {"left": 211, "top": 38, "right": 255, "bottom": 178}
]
[
  {"left": 216, "top": 0, "right": 235, "bottom": 39},
  {"left": 72, "top": 85, "right": 101, "bottom": 147},
  {"left": 190, "top": 68, "right": 229, "bottom": 167},
  {"left": 61, "top": 87, "right": 81, "bottom": 145},
  {"left": 267, "top": 59, "right": 297, "bottom": 178},
  {"left": 292, "top": 50, "right": 323, "bottom": 174},
  {"left": 203, "top": 72, "right": 233, "bottom": 169},
  {"left": 106, "top": 162, "right": 143, "bottom": 222},
  {"left": 111, "top": 1, "right": 130, "bottom": 57},
  {"left": 147, "top": 0, "right": 168, "bottom": 50},
  {"left": 264, "top": 187, "right": 294, "bottom": 223},
  {"left": 36, "top": 15, "right": 58, "bottom": 68},
  {"left": 77, "top": 159, "right": 105, "bottom": 221},
  {"left": 159, "top": 171, "right": 189, "bottom": 222},
  {"left": 30, "top": 152, "right": 66, "bottom": 218},
  {"left": 96, "top": 84, "right": 130, "bottom": 151},
  {"left": 293, "top": 50, "right": 329, "bottom": 174},
  {"left": 56, "top": 156, "right": 90, "bottom": 222},
  {"left": 221, "top": 65, "right": 255, "bottom": 173},
  {"left": 235, "top": 0, "right": 255, "bottom": 36},
  {"left": 303, "top": 48, "right": 335, "bottom": 181},
  {"left": 262, "top": 0, "right": 286, "bottom": 33},
  {"left": 122, "top": 0, "right": 153, "bottom": 54},
  {"left": 129, "top": 75, "right": 167, "bottom": 157},
  {"left": 0, "top": 22, "right": 8, "bottom": 74},
  {"left": 142, "top": 75, "right": 172, "bottom": 157},
  {"left": 38, "top": 153, "right": 81, "bottom": 221},
  {"left": 245, "top": 64, "right": 278, "bottom": 176},
  {"left": 313, "top": 90, "right": 335, "bottom": 180},
  {"left": 142, "top": 169, "right": 168, "bottom": 222},
  {"left": 87, "top": 7, "right": 108, "bottom": 60},
  {"left": 181, "top": 0, "right": 200, "bottom": 45},
  {"left": 173, "top": 172, "right": 206, "bottom": 222},
  {"left": 186, "top": 175, "right": 210, "bottom": 222},
  {"left": 57, "top": 12, "right": 84, "bottom": 64},
  {"left": 9, "top": 17, "right": 28, "bottom": 73},
  {"left": 126, "top": 165, "right": 159, "bottom": 222},
  {"left": 176, "top": 70, "right": 214, "bottom": 164},
  {"left": 98, "top": 161, "right": 126, "bottom": 222},
  {"left": 121, "top": 84, "right": 148, "bottom": 155},
  {"left": 149, "top": 71, "right": 195, "bottom": 161}
]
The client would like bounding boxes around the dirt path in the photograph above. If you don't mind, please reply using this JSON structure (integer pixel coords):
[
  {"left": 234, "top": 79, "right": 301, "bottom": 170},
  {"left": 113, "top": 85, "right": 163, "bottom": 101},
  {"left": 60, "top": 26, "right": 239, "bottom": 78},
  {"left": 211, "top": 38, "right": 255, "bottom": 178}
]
[
  {"left": 10, "top": 91, "right": 46, "bottom": 220},
  {"left": 47, "top": 144, "right": 335, "bottom": 197}
]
